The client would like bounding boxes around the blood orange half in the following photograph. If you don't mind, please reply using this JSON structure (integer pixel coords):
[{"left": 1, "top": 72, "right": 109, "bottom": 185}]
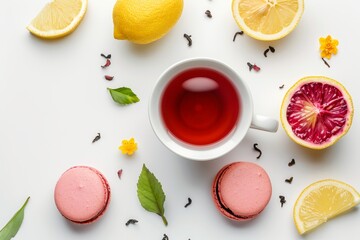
[{"left": 280, "top": 76, "right": 353, "bottom": 149}]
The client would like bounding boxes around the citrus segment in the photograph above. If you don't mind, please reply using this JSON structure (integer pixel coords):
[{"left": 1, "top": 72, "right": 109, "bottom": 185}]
[
  {"left": 27, "top": 0, "right": 87, "bottom": 39},
  {"left": 280, "top": 76, "right": 353, "bottom": 149},
  {"left": 293, "top": 179, "right": 360, "bottom": 234},
  {"left": 232, "top": 0, "right": 304, "bottom": 41}
]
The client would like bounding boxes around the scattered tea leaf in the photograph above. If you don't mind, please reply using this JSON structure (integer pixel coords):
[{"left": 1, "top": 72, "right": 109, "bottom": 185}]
[
  {"left": 253, "top": 64, "right": 261, "bottom": 72},
  {"left": 101, "top": 53, "right": 111, "bottom": 59},
  {"left": 321, "top": 58, "right": 330, "bottom": 68},
  {"left": 279, "top": 195, "right": 286, "bottom": 207},
  {"left": 184, "top": 198, "right": 192, "bottom": 208},
  {"left": 253, "top": 143, "right": 262, "bottom": 159},
  {"left": 264, "top": 46, "right": 275, "bottom": 57},
  {"left": 92, "top": 133, "right": 101, "bottom": 143},
  {"left": 205, "top": 10, "right": 212, "bottom": 18},
  {"left": 288, "top": 159, "right": 296, "bottom": 167},
  {"left": 279, "top": 84, "right": 285, "bottom": 89},
  {"left": 162, "top": 234, "right": 169, "bottom": 240},
  {"left": 137, "top": 164, "right": 168, "bottom": 226},
  {"left": 108, "top": 87, "right": 140, "bottom": 105},
  {"left": 0, "top": 197, "right": 30, "bottom": 240},
  {"left": 247, "top": 62, "right": 253, "bottom": 71},
  {"left": 285, "top": 177, "right": 293, "bottom": 184},
  {"left": 247, "top": 63, "right": 261, "bottom": 72},
  {"left": 233, "top": 31, "right": 243, "bottom": 42},
  {"left": 183, "top": 34, "right": 192, "bottom": 47},
  {"left": 104, "top": 75, "right": 114, "bottom": 81},
  {"left": 125, "top": 219, "right": 138, "bottom": 226},
  {"left": 101, "top": 59, "right": 111, "bottom": 68},
  {"left": 117, "top": 169, "right": 123, "bottom": 179},
  {"left": 264, "top": 48, "right": 270, "bottom": 57}
]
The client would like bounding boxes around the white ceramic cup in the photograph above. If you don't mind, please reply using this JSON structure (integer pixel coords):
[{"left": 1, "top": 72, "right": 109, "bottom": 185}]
[{"left": 149, "top": 58, "right": 278, "bottom": 161}]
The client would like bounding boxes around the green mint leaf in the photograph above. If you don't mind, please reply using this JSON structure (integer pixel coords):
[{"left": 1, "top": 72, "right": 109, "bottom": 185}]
[
  {"left": 108, "top": 87, "right": 140, "bottom": 105},
  {"left": 137, "top": 164, "right": 168, "bottom": 226},
  {"left": 0, "top": 197, "right": 30, "bottom": 240}
]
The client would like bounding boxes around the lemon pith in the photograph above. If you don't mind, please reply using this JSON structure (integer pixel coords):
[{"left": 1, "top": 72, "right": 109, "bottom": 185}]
[
  {"left": 293, "top": 179, "right": 360, "bottom": 234},
  {"left": 27, "top": 0, "right": 87, "bottom": 39},
  {"left": 113, "top": 0, "right": 183, "bottom": 44},
  {"left": 232, "top": 0, "right": 304, "bottom": 41}
]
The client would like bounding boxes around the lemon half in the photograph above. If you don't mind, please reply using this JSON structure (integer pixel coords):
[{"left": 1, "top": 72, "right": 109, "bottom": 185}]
[
  {"left": 280, "top": 76, "right": 353, "bottom": 150},
  {"left": 232, "top": 0, "right": 304, "bottom": 41}
]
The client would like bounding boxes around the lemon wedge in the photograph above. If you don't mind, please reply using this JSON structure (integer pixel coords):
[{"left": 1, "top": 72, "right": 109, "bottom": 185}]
[
  {"left": 293, "top": 179, "right": 360, "bottom": 234},
  {"left": 27, "top": 0, "right": 87, "bottom": 39},
  {"left": 232, "top": 0, "right": 304, "bottom": 41}
]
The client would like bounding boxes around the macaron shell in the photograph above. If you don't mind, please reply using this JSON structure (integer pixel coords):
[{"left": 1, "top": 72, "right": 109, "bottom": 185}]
[
  {"left": 54, "top": 166, "right": 110, "bottom": 223},
  {"left": 220, "top": 162, "right": 271, "bottom": 216},
  {"left": 212, "top": 162, "right": 272, "bottom": 221}
]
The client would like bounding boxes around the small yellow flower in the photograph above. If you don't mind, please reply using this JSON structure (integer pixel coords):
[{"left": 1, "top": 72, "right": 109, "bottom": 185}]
[
  {"left": 319, "top": 35, "right": 338, "bottom": 59},
  {"left": 119, "top": 138, "right": 138, "bottom": 155}
]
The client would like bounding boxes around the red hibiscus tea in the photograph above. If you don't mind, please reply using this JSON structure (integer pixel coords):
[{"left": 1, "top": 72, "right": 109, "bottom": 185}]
[{"left": 161, "top": 67, "right": 240, "bottom": 145}]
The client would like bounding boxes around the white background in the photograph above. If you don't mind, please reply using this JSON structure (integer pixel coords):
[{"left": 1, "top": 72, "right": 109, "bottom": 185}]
[{"left": 1, "top": 0, "right": 359, "bottom": 239}]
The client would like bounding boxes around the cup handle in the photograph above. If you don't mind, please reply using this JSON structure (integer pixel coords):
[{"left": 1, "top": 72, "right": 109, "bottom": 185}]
[{"left": 250, "top": 114, "right": 279, "bottom": 132}]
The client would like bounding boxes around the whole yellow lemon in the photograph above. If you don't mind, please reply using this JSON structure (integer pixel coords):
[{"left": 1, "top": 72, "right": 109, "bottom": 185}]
[{"left": 113, "top": 0, "right": 183, "bottom": 44}]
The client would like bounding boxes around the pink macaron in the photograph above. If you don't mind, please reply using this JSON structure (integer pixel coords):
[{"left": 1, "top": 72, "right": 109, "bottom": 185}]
[
  {"left": 54, "top": 166, "right": 111, "bottom": 224},
  {"left": 212, "top": 162, "right": 272, "bottom": 221}
]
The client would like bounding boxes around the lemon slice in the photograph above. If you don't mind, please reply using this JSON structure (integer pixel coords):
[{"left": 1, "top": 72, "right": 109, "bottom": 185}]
[
  {"left": 27, "top": 0, "right": 87, "bottom": 39},
  {"left": 232, "top": 0, "right": 304, "bottom": 41},
  {"left": 293, "top": 179, "right": 360, "bottom": 235}
]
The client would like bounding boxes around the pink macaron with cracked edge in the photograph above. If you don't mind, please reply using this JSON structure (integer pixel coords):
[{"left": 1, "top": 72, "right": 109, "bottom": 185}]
[
  {"left": 54, "top": 166, "right": 111, "bottom": 224},
  {"left": 212, "top": 162, "right": 272, "bottom": 221}
]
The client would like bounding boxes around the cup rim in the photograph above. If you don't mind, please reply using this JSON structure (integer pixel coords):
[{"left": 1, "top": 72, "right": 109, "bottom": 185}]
[{"left": 148, "top": 57, "right": 253, "bottom": 161}]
